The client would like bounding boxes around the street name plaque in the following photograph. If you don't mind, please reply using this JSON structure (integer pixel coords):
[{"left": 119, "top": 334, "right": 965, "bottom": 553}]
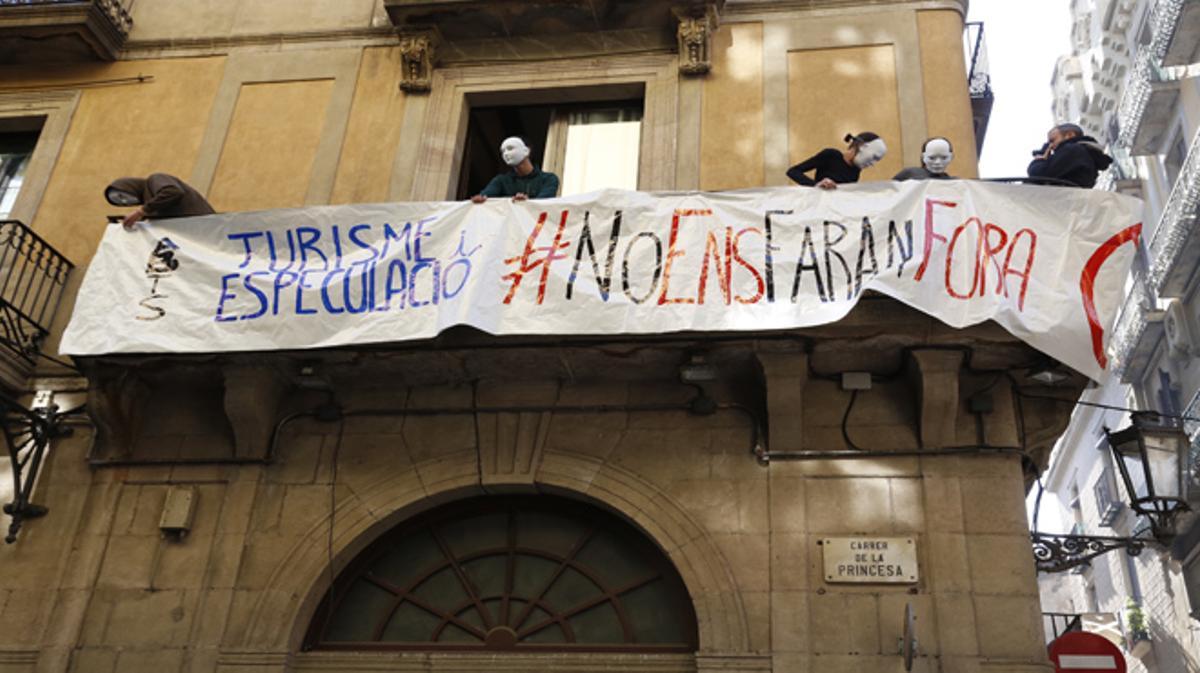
[{"left": 822, "top": 537, "right": 918, "bottom": 584}]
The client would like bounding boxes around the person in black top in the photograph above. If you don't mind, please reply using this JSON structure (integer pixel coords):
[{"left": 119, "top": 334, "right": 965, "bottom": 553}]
[
  {"left": 787, "top": 132, "right": 888, "bottom": 189},
  {"left": 894, "top": 137, "right": 955, "bottom": 181},
  {"left": 1027, "top": 123, "right": 1113, "bottom": 188}
]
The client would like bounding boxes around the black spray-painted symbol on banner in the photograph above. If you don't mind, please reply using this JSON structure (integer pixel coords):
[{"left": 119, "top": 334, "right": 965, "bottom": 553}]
[{"left": 137, "top": 238, "right": 179, "bottom": 321}]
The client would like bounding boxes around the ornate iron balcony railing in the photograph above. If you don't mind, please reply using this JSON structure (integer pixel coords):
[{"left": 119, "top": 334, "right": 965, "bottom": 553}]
[
  {"left": 1115, "top": 50, "right": 1157, "bottom": 149},
  {"left": 0, "top": 0, "right": 131, "bottom": 30},
  {"left": 965, "top": 21, "right": 992, "bottom": 100},
  {"left": 1184, "top": 390, "right": 1199, "bottom": 500},
  {"left": 1148, "top": 0, "right": 1187, "bottom": 65},
  {"left": 0, "top": 0, "right": 133, "bottom": 61},
  {"left": 1109, "top": 270, "right": 1157, "bottom": 377},
  {"left": 1147, "top": 125, "right": 1200, "bottom": 294},
  {"left": 0, "top": 220, "right": 72, "bottom": 368}
]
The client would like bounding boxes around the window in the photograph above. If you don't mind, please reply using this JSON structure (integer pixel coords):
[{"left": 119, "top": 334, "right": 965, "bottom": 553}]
[
  {"left": 549, "top": 107, "right": 642, "bottom": 196},
  {"left": 455, "top": 92, "right": 644, "bottom": 200},
  {"left": 0, "top": 118, "right": 43, "bottom": 220},
  {"left": 305, "top": 496, "right": 697, "bottom": 652}
]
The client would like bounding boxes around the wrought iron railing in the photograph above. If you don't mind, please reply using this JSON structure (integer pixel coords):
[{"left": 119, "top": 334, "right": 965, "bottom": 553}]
[
  {"left": 0, "top": 220, "right": 72, "bottom": 367},
  {"left": 1096, "top": 472, "right": 1124, "bottom": 527},
  {"left": 0, "top": 0, "right": 133, "bottom": 36},
  {"left": 965, "top": 21, "right": 992, "bottom": 100},
  {"left": 1147, "top": 0, "right": 1187, "bottom": 65},
  {"left": 1044, "top": 612, "right": 1085, "bottom": 640},
  {"left": 1109, "top": 270, "right": 1157, "bottom": 377},
  {"left": 1115, "top": 50, "right": 1157, "bottom": 149},
  {"left": 1184, "top": 390, "right": 1200, "bottom": 502},
  {"left": 1146, "top": 125, "right": 1200, "bottom": 293}
]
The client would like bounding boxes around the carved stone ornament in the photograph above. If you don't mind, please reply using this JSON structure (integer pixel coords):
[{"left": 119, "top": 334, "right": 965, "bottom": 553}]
[
  {"left": 675, "top": 6, "right": 717, "bottom": 76},
  {"left": 398, "top": 33, "right": 437, "bottom": 93}
]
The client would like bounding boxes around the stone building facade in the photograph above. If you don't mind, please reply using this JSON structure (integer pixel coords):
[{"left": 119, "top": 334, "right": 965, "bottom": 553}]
[{"left": 0, "top": 1, "right": 1086, "bottom": 672}]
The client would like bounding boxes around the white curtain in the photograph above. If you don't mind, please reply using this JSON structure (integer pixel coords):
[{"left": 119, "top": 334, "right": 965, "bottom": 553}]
[{"left": 560, "top": 109, "right": 641, "bottom": 196}]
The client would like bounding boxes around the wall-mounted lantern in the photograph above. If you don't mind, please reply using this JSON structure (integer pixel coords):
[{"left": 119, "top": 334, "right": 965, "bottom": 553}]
[
  {"left": 1105, "top": 411, "right": 1191, "bottom": 544},
  {"left": 1032, "top": 411, "right": 1193, "bottom": 572}
]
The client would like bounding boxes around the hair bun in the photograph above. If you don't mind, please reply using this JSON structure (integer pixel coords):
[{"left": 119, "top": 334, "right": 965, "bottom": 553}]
[{"left": 843, "top": 133, "right": 856, "bottom": 144}]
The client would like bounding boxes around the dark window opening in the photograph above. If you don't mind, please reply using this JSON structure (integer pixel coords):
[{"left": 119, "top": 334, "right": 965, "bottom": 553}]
[
  {"left": 0, "top": 116, "right": 45, "bottom": 219},
  {"left": 456, "top": 89, "right": 644, "bottom": 200},
  {"left": 304, "top": 495, "right": 698, "bottom": 653}
]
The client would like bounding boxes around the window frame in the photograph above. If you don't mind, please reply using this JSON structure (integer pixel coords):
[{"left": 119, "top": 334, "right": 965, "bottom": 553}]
[
  {"left": 0, "top": 91, "right": 79, "bottom": 225},
  {"left": 303, "top": 495, "right": 699, "bottom": 654}
]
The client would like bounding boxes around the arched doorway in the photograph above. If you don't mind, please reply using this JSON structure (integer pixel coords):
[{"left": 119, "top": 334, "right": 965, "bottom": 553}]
[{"left": 303, "top": 495, "right": 699, "bottom": 654}]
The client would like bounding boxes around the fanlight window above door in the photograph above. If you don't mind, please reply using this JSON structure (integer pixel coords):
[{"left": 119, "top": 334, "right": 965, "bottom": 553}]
[{"left": 305, "top": 496, "right": 698, "bottom": 653}]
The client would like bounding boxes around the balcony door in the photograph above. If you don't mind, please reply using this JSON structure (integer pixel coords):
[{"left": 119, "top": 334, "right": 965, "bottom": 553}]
[{"left": 456, "top": 99, "right": 643, "bottom": 200}]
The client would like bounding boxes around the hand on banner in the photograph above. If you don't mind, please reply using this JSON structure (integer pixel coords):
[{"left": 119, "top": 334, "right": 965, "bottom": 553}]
[
  {"left": 816, "top": 178, "right": 838, "bottom": 190},
  {"left": 122, "top": 206, "right": 147, "bottom": 230},
  {"left": 470, "top": 194, "right": 487, "bottom": 204},
  {"left": 512, "top": 193, "right": 529, "bottom": 202}
]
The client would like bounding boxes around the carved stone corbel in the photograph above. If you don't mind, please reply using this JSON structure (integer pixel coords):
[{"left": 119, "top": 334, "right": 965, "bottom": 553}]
[
  {"left": 222, "top": 365, "right": 288, "bottom": 459},
  {"left": 674, "top": 4, "right": 719, "bottom": 76},
  {"left": 906, "top": 350, "right": 964, "bottom": 449},
  {"left": 398, "top": 31, "right": 438, "bottom": 93},
  {"left": 86, "top": 366, "right": 150, "bottom": 458}
]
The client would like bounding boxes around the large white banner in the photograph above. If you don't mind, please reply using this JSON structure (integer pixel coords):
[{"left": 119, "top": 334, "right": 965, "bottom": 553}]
[{"left": 62, "top": 183, "right": 1143, "bottom": 381}]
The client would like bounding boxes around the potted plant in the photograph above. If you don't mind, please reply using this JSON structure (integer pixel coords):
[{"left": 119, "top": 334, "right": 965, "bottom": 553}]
[{"left": 1125, "top": 599, "right": 1151, "bottom": 657}]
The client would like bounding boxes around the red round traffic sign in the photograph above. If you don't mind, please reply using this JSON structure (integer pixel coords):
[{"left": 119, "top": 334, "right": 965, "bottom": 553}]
[{"left": 1049, "top": 631, "right": 1127, "bottom": 673}]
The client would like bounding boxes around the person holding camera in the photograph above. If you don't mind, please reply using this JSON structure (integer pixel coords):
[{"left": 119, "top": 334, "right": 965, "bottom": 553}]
[{"left": 1027, "top": 123, "right": 1113, "bottom": 188}]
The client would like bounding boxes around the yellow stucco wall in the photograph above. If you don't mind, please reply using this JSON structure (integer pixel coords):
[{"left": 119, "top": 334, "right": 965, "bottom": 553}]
[
  {"left": 331, "top": 46, "right": 409, "bottom": 205},
  {"left": 208, "top": 79, "right": 335, "bottom": 212},
  {"left": 917, "top": 9, "right": 980, "bottom": 178},
  {"left": 787, "top": 45, "right": 905, "bottom": 182},
  {"left": 700, "top": 22, "right": 764, "bottom": 191},
  {"left": 2, "top": 58, "right": 225, "bottom": 266}
]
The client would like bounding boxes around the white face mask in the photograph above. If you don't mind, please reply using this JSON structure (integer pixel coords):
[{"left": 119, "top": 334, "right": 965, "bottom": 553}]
[
  {"left": 107, "top": 189, "right": 141, "bottom": 206},
  {"left": 922, "top": 139, "right": 953, "bottom": 174},
  {"left": 500, "top": 137, "right": 530, "bottom": 167},
  {"left": 852, "top": 138, "right": 887, "bottom": 169}
]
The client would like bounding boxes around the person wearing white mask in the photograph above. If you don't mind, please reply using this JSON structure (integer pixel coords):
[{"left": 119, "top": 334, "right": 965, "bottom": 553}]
[
  {"left": 470, "top": 136, "right": 560, "bottom": 203},
  {"left": 786, "top": 132, "right": 887, "bottom": 190},
  {"left": 894, "top": 137, "right": 955, "bottom": 181}
]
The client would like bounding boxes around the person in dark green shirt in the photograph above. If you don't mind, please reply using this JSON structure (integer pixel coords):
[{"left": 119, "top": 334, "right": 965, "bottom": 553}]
[{"left": 470, "top": 136, "right": 560, "bottom": 203}]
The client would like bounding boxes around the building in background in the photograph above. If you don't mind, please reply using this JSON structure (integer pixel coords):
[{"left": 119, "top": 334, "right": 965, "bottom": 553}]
[
  {"left": 0, "top": 1, "right": 1132, "bottom": 672},
  {"left": 1040, "top": 1, "right": 1200, "bottom": 672}
]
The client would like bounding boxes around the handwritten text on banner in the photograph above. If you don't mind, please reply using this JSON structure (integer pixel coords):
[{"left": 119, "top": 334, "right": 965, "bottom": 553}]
[{"left": 61, "top": 183, "right": 1142, "bottom": 381}]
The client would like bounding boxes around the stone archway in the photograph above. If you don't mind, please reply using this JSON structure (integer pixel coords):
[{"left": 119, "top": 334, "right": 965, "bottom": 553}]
[{"left": 224, "top": 450, "right": 751, "bottom": 666}]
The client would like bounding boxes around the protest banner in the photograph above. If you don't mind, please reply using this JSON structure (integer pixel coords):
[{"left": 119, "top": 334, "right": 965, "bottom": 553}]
[{"left": 62, "top": 182, "right": 1142, "bottom": 381}]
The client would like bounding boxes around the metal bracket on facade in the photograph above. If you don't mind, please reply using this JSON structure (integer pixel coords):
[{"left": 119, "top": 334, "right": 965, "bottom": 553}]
[
  {"left": 1031, "top": 531, "right": 1151, "bottom": 573},
  {"left": 2, "top": 395, "right": 70, "bottom": 544}
]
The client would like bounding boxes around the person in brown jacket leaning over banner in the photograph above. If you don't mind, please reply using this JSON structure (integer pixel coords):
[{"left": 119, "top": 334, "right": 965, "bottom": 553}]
[{"left": 105, "top": 173, "right": 215, "bottom": 230}]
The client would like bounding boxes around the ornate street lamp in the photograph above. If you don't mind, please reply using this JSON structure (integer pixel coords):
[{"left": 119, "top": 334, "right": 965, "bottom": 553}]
[
  {"left": 1032, "top": 412, "right": 1192, "bottom": 572},
  {"left": 1105, "top": 411, "right": 1191, "bottom": 544}
]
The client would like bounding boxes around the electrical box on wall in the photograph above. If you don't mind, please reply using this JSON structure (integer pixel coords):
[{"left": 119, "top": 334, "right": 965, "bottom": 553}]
[{"left": 159, "top": 486, "right": 197, "bottom": 540}]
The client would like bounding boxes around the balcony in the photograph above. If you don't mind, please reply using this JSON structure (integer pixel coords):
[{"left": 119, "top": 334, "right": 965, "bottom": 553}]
[
  {"left": 0, "top": 220, "right": 73, "bottom": 390},
  {"left": 1110, "top": 271, "right": 1164, "bottom": 382},
  {"left": 1114, "top": 49, "right": 1181, "bottom": 155},
  {"left": 1095, "top": 474, "right": 1124, "bottom": 527},
  {"left": 1146, "top": 126, "right": 1200, "bottom": 297},
  {"left": 383, "top": 0, "right": 720, "bottom": 64},
  {"left": 1043, "top": 612, "right": 1121, "bottom": 644},
  {"left": 1149, "top": 0, "right": 1200, "bottom": 68},
  {"left": 0, "top": 0, "right": 132, "bottom": 63},
  {"left": 965, "top": 21, "right": 994, "bottom": 156}
]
